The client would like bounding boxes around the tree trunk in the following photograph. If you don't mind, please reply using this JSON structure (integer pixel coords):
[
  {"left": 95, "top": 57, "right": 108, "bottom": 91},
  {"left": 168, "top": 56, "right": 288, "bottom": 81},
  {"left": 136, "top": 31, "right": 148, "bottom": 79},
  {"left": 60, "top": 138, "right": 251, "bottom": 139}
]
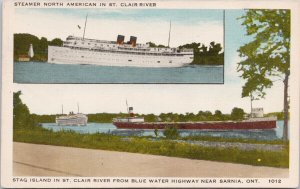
[{"left": 282, "top": 72, "right": 289, "bottom": 141}]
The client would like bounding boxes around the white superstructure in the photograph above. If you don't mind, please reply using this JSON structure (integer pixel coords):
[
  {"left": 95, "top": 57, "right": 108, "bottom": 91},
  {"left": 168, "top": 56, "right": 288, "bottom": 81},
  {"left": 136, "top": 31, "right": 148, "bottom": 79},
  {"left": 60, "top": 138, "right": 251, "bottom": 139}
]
[
  {"left": 56, "top": 113, "right": 88, "bottom": 126},
  {"left": 48, "top": 35, "right": 194, "bottom": 67}
]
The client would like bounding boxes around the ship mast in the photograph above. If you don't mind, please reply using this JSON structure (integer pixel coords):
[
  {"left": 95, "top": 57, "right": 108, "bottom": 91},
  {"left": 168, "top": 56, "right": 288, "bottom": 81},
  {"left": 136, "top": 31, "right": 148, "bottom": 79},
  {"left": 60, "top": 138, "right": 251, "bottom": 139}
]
[
  {"left": 126, "top": 99, "right": 129, "bottom": 114},
  {"left": 167, "top": 20, "right": 171, "bottom": 47},
  {"left": 77, "top": 103, "right": 79, "bottom": 113},
  {"left": 61, "top": 105, "right": 63, "bottom": 115},
  {"left": 82, "top": 14, "right": 88, "bottom": 40}
]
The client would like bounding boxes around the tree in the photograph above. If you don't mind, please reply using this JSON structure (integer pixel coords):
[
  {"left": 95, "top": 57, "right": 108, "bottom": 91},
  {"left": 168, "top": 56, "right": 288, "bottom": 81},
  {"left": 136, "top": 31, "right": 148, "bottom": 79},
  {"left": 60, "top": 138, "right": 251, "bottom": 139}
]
[
  {"left": 231, "top": 107, "right": 245, "bottom": 121},
  {"left": 214, "top": 110, "right": 223, "bottom": 121},
  {"left": 13, "top": 91, "right": 37, "bottom": 129},
  {"left": 237, "top": 10, "right": 290, "bottom": 140},
  {"left": 49, "top": 38, "right": 63, "bottom": 46}
]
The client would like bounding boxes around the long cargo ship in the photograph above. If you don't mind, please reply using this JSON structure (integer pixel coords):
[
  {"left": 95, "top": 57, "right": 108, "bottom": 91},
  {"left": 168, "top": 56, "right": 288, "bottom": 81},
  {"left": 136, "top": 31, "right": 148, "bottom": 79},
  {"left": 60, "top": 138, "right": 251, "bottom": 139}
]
[
  {"left": 112, "top": 107, "right": 277, "bottom": 130},
  {"left": 48, "top": 16, "right": 194, "bottom": 67}
]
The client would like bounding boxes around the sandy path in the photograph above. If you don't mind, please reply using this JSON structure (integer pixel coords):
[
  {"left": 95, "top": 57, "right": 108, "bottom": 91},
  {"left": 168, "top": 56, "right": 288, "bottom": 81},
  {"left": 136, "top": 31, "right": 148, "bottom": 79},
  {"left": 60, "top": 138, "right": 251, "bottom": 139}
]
[{"left": 13, "top": 142, "right": 288, "bottom": 177}]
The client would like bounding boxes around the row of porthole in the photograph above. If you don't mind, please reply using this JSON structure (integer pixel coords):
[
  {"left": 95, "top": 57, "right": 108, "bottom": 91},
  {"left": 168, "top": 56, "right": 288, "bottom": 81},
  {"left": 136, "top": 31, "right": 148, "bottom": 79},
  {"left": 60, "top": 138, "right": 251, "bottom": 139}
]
[
  {"left": 53, "top": 52, "right": 179, "bottom": 63},
  {"left": 54, "top": 52, "right": 180, "bottom": 62}
]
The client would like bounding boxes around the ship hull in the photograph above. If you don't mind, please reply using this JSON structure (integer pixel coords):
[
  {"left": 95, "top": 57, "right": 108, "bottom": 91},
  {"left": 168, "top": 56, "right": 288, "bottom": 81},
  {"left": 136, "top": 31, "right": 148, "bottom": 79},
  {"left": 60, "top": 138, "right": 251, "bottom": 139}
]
[
  {"left": 56, "top": 114, "right": 88, "bottom": 126},
  {"left": 48, "top": 46, "right": 193, "bottom": 68},
  {"left": 113, "top": 120, "right": 276, "bottom": 130}
]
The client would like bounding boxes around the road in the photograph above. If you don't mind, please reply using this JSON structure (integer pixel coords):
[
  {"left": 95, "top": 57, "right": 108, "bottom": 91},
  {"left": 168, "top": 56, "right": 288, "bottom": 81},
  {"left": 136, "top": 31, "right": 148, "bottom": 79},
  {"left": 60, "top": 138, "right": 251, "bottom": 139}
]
[{"left": 13, "top": 142, "right": 289, "bottom": 177}]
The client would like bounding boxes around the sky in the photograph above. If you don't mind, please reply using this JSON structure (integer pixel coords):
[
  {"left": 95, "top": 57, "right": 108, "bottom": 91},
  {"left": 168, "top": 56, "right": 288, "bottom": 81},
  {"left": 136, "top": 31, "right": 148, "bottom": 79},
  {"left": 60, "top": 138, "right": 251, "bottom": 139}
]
[
  {"left": 14, "top": 8, "right": 224, "bottom": 47},
  {"left": 13, "top": 9, "right": 285, "bottom": 115}
]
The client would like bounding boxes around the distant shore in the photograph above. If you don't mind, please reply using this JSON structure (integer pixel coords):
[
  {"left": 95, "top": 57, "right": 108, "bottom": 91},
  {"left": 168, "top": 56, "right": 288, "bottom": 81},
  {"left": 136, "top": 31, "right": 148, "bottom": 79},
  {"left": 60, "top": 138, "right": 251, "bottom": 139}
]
[{"left": 14, "top": 142, "right": 288, "bottom": 177}]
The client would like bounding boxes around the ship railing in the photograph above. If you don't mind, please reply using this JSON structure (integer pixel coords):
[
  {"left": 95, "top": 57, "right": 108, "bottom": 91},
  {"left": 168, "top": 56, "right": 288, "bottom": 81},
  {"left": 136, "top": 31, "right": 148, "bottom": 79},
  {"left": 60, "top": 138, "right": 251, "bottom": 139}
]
[{"left": 69, "top": 46, "right": 187, "bottom": 56}]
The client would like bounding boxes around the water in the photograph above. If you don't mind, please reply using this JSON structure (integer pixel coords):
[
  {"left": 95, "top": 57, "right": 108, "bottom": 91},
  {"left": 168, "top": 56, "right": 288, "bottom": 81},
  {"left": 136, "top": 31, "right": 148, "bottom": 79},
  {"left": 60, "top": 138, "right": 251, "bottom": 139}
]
[
  {"left": 14, "top": 62, "right": 224, "bottom": 84},
  {"left": 41, "top": 121, "right": 287, "bottom": 141}
]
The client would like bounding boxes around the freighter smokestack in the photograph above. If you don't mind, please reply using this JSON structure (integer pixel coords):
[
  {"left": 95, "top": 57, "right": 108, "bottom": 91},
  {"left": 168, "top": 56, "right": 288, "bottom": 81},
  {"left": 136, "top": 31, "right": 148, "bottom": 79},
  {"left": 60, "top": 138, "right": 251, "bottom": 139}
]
[
  {"left": 129, "top": 36, "right": 137, "bottom": 47},
  {"left": 117, "top": 35, "right": 125, "bottom": 44},
  {"left": 129, "top": 107, "right": 134, "bottom": 117}
]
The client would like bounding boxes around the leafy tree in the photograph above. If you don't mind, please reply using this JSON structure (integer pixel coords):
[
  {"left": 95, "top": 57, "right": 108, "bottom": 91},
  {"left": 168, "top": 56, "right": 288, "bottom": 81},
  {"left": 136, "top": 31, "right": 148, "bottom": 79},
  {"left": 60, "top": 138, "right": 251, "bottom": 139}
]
[
  {"left": 237, "top": 10, "right": 290, "bottom": 140},
  {"left": 13, "top": 91, "right": 37, "bottom": 129},
  {"left": 49, "top": 38, "right": 63, "bottom": 46},
  {"left": 214, "top": 110, "right": 224, "bottom": 121},
  {"left": 231, "top": 107, "right": 245, "bottom": 121}
]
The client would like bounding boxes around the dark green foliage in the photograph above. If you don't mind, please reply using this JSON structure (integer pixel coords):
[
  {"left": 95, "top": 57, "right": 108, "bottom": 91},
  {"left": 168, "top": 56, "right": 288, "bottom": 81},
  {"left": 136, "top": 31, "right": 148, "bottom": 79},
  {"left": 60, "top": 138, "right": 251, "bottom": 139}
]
[
  {"left": 163, "top": 126, "right": 179, "bottom": 139},
  {"left": 31, "top": 114, "right": 56, "bottom": 123},
  {"left": 237, "top": 10, "right": 290, "bottom": 140},
  {"left": 178, "top": 42, "right": 224, "bottom": 65},
  {"left": 13, "top": 91, "right": 38, "bottom": 130},
  {"left": 49, "top": 38, "right": 63, "bottom": 46},
  {"left": 88, "top": 113, "right": 129, "bottom": 123},
  {"left": 147, "top": 41, "right": 166, "bottom": 48},
  {"left": 231, "top": 107, "right": 245, "bottom": 121},
  {"left": 14, "top": 33, "right": 63, "bottom": 62}
]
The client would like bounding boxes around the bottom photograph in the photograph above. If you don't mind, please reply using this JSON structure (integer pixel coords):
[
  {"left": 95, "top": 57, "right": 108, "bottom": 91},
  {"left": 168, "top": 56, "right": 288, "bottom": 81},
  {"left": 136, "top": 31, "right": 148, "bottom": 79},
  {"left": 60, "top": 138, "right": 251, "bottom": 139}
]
[{"left": 12, "top": 86, "right": 289, "bottom": 179}]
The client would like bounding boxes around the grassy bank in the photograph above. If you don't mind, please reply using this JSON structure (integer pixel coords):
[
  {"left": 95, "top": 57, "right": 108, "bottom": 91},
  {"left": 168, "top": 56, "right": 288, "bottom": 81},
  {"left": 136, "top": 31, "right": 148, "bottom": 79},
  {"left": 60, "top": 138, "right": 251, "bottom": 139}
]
[
  {"left": 14, "top": 126, "right": 289, "bottom": 168},
  {"left": 181, "top": 135, "right": 289, "bottom": 145}
]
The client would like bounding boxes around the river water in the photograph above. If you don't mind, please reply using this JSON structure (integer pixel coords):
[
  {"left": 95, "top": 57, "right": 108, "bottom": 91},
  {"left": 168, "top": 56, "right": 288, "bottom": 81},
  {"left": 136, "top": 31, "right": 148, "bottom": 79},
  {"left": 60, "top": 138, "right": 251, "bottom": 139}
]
[
  {"left": 42, "top": 121, "right": 287, "bottom": 141},
  {"left": 14, "top": 62, "right": 224, "bottom": 84}
]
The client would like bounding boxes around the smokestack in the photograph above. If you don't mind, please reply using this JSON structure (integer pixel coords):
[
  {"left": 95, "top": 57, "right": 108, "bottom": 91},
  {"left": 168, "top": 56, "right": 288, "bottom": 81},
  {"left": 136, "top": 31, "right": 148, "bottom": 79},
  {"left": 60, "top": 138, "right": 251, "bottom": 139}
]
[
  {"left": 117, "top": 35, "right": 125, "bottom": 44},
  {"left": 129, "top": 36, "right": 137, "bottom": 47},
  {"left": 129, "top": 107, "right": 134, "bottom": 117}
]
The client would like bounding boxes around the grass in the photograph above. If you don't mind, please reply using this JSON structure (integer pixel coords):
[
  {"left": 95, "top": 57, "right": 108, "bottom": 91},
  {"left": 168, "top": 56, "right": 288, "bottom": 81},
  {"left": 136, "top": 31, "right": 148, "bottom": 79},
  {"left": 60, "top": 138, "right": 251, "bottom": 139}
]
[
  {"left": 13, "top": 126, "right": 289, "bottom": 168},
  {"left": 181, "top": 135, "right": 289, "bottom": 145}
]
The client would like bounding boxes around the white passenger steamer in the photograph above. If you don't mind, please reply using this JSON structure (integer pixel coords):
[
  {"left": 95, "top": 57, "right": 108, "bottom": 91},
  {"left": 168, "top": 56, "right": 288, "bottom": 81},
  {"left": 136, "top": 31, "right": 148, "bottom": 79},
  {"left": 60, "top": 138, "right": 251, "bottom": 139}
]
[
  {"left": 56, "top": 105, "right": 88, "bottom": 126},
  {"left": 56, "top": 113, "right": 88, "bottom": 126},
  {"left": 48, "top": 17, "right": 194, "bottom": 67}
]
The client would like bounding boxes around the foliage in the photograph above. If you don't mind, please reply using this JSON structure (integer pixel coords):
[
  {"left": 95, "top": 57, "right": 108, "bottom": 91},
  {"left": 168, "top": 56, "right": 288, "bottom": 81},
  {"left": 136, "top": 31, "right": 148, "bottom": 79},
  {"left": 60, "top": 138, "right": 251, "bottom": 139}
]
[
  {"left": 178, "top": 42, "right": 224, "bottom": 65},
  {"left": 14, "top": 33, "right": 63, "bottom": 62},
  {"left": 237, "top": 10, "right": 290, "bottom": 140},
  {"left": 231, "top": 107, "right": 245, "bottom": 121},
  {"left": 13, "top": 91, "right": 37, "bottom": 130},
  {"left": 265, "top": 112, "right": 286, "bottom": 120},
  {"left": 147, "top": 41, "right": 166, "bottom": 48},
  {"left": 163, "top": 126, "right": 179, "bottom": 139}
]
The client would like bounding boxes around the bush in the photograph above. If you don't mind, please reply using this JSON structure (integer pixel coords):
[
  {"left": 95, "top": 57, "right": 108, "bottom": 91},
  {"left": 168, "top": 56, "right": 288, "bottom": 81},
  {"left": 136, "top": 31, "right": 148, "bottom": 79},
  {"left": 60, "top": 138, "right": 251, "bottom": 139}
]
[{"left": 163, "top": 126, "right": 179, "bottom": 139}]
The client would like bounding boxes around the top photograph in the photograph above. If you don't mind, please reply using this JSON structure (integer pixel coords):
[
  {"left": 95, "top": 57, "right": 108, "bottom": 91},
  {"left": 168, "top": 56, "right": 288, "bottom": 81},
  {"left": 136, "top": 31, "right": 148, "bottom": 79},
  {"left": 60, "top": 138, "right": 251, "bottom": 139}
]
[{"left": 13, "top": 8, "right": 224, "bottom": 84}]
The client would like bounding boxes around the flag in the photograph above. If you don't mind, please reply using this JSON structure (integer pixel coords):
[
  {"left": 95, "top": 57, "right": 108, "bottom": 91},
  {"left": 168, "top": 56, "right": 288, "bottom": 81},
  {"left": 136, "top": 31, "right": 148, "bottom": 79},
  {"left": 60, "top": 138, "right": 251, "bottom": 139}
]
[{"left": 77, "top": 25, "right": 81, "bottom": 29}]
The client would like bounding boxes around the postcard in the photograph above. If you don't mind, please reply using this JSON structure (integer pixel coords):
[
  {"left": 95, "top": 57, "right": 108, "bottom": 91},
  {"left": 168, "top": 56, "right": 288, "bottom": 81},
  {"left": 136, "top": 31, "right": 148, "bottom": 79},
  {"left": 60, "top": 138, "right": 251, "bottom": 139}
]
[{"left": 1, "top": 0, "right": 300, "bottom": 188}]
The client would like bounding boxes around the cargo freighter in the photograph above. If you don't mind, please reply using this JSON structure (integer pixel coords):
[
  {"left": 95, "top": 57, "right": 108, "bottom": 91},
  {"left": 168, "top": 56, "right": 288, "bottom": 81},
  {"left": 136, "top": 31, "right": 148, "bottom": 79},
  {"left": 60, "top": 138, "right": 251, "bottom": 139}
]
[
  {"left": 48, "top": 16, "right": 194, "bottom": 67},
  {"left": 112, "top": 107, "right": 277, "bottom": 130}
]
